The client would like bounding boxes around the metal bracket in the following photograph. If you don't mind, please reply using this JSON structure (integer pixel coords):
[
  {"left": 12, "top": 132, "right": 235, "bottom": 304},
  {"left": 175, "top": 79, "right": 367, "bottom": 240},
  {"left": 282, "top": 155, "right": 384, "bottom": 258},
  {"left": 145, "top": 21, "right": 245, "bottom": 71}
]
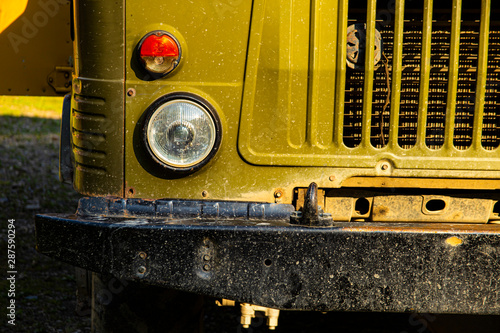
[
  {"left": 290, "top": 182, "right": 334, "bottom": 227},
  {"left": 346, "top": 23, "right": 383, "bottom": 70},
  {"left": 47, "top": 66, "right": 73, "bottom": 93}
]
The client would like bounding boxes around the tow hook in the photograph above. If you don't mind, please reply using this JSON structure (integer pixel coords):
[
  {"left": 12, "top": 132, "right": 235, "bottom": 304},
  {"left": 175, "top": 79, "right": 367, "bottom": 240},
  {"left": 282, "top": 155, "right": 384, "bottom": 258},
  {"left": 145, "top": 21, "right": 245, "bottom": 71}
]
[{"left": 290, "top": 182, "right": 334, "bottom": 227}]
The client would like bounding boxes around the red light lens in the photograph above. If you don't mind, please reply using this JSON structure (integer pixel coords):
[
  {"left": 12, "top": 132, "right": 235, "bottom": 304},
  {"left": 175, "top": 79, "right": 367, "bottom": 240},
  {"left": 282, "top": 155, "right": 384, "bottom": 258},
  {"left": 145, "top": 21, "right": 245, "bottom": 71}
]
[
  {"left": 140, "top": 34, "right": 179, "bottom": 58},
  {"left": 138, "top": 32, "right": 181, "bottom": 76}
]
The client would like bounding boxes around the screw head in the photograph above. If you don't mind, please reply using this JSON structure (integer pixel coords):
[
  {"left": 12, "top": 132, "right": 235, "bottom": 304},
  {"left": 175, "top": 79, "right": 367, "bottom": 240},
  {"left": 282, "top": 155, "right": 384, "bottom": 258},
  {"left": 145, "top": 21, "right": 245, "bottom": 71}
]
[
  {"left": 138, "top": 252, "right": 147, "bottom": 259},
  {"left": 202, "top": 190, "right": 208, "bottom": 198},
  {"left": 137, "top": 266, "right": 146, "bottom": 274},
  {"left": 127, "top": 88, "right": 136, "bottom": 97},
  {"left": 203, "top": 264, "right": 211, "bottom": 271},
  {"left": 329, "top": 176, "right": 335, "bottom": 181}
]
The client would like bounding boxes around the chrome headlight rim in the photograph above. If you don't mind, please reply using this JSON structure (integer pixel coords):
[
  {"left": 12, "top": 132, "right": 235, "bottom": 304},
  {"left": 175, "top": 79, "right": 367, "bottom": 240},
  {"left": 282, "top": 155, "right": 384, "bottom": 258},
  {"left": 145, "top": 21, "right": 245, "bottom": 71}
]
[{"left": 143, "top": 93, "right": 222, "bottom": 173}]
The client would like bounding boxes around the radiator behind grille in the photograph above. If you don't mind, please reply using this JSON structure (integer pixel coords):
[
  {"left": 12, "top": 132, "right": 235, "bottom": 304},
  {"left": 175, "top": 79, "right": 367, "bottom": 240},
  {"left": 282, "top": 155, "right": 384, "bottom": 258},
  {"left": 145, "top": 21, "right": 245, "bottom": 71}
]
[{"left": 344, "top": 1, "right": 499, "bottom": 151}]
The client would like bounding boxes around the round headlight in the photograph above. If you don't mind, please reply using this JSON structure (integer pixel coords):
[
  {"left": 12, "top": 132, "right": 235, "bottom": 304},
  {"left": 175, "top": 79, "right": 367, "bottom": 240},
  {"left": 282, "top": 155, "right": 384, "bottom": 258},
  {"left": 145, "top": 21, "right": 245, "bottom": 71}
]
[{"left": 144, "top": 96, "right": 221, "bottom": 172}]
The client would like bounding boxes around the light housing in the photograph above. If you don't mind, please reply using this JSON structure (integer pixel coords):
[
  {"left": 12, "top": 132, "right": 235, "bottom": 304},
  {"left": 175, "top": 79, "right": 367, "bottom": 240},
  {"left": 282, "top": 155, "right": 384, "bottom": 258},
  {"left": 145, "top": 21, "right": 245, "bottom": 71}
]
[
  {"left": 143, "top": 94, "right": 222, "bottom": 173},
  {"left": 138, "top": 31, "right": 181, "bottom": 76}
]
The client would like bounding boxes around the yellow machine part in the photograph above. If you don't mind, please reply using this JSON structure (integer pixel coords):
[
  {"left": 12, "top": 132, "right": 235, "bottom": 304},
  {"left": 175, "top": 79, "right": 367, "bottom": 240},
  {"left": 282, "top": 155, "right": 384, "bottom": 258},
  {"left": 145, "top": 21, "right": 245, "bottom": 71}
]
[
  {"left": 0, "top": 0, "right": 72, "bottom": 96},
  {"left": 0, "top": 0, "right": 28, "bottom": 34}
]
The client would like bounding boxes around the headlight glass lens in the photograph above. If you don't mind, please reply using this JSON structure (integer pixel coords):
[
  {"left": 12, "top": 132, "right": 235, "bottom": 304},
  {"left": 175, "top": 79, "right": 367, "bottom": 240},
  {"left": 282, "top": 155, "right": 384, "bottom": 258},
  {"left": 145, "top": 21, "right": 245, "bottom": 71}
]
[{"left": 146, "top": 100, "right": 217, "bottom": 168}]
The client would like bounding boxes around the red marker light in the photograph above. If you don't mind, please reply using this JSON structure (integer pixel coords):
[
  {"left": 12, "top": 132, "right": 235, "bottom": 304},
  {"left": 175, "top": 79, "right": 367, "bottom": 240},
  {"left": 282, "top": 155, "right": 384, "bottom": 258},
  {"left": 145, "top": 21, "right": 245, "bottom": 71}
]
[
  {"left": 138, "top": 31, "right": 181, "bottom": 76},
  {"left": 140, "top": 34, "right": 179, "bottom": 58}
]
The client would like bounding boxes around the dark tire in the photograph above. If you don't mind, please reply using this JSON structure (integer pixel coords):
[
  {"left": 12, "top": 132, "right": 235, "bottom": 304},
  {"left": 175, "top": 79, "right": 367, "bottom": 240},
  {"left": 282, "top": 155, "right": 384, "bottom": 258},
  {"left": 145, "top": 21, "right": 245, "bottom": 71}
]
[{"left": 91, "top": 273, "right": 204, "bottom": 333}]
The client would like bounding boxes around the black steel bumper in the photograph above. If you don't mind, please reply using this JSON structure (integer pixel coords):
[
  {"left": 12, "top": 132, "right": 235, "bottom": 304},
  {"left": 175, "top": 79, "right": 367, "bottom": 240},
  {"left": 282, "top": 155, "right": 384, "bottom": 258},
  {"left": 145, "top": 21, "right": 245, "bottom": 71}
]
[{"left": 35, "top": 198, "right": 500, "bottom": 314}]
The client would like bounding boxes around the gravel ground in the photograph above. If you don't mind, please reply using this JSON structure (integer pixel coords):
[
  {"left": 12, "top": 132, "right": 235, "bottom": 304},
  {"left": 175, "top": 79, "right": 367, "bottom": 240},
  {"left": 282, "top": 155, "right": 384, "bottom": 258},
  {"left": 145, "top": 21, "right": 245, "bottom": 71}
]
[{"left": 1, "top": 97, "right": 499, "bottom": 333}]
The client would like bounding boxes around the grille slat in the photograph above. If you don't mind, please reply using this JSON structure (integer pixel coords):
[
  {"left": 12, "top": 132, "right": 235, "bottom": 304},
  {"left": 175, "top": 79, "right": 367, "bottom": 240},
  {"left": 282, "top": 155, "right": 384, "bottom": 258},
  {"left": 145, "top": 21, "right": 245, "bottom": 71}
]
[
  {"left": 473, "top": 0, "right": 491, "bottom": 149},
  {"left": 334, "top": 0, "right": 349, "bottom": 147},
  {"left": 417, "top": 0, "right": 434, "bottom": 149},
  {"left": 361, "top": 0, "right": 378, "bottom": 148},
  {"left": 443, "top": 0, "right": 462, "bottom": 150}
]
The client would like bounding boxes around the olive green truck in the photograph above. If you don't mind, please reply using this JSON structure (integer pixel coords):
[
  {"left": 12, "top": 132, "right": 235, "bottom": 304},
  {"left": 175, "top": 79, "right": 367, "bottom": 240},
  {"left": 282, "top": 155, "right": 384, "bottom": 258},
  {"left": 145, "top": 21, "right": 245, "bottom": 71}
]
[{"left": 1, "top": 0, "right": 500, "bottom": 331}]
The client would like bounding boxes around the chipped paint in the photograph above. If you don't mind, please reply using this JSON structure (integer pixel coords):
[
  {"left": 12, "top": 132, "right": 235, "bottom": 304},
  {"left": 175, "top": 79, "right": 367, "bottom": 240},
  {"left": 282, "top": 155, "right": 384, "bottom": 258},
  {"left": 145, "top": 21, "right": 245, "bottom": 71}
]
[{"left": 446, "top": 236, "right": 463, "bottom": 247}]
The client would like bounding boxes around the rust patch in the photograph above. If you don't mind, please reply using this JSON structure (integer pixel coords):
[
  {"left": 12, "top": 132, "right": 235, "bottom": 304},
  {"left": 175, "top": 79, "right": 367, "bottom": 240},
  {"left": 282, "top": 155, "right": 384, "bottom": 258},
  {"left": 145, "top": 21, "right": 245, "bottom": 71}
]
[
  {"left": 446, "top": 236, "right": 463, "bottom": 247},
  {"left": 373, "top": 205, "right": 389, "bottom": 217},
  {"left": 126, "top": 187, "right": 136, "bottom": 198}
]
